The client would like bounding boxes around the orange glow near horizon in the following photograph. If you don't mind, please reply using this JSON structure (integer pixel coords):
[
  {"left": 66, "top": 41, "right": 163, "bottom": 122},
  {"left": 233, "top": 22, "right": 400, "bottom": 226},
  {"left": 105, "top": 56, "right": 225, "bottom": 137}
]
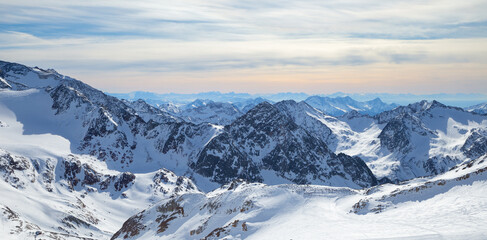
[{"left": 71, "top": 62, "right": 487, "bottom": 94}]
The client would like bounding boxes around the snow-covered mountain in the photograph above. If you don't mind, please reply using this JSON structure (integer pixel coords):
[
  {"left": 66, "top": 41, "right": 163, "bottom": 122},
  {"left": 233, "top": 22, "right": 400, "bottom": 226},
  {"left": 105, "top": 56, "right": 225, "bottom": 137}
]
[
  {"left": 2, "top": 60, "right": 483, "bottom": 187},
  {"left": 326, "top": 92, "right": 487, "bottom": 107},
  {"left": 323, "top": 100, "right": 487, "bottom": 182},
  {"left": 108, "top": 91, "right": 304, "bottom": 104},
  {"left": 254, "top": 96, "right": 487, "bottom": 184},
  {"left": 0, "top": 60, "right": 380, "bottom": 190},
  {"left": 112, "top": 154, "right": 487, "bottom": 240},
  {"left": 122, "top": 94, "right": 399, "bottom": 125},
  {"left": 123, "top": 99, "right": 182, "bottom": 124},
  {"left": 110, "top": 91, "right": 255, "bottom": 104},
  {"left": 274, "top": 100, "right": 336, "bottom": 147},
  {"left": 192, "top": 101, "right": 377, "bottom": 188},
  {"left": 110, "top": 91, "right": 487, "bottom": 108},
  {"left": 155, "top": 98, "right": 270, "bottom": 125},
  {"left": 304, "top": 95, "right": 398, "bottom": 116},
  {"left": 174, "top": 100, "right": 243, "bottom": 125},
  {"left": 0, "top": 61, "right": 225, "bottom": 176},
  {"left": 465, "top": 102, "right": 487, "bottom": 115},
  {"left": 1, "top": 60, "right": 487, "bottom": 239}
]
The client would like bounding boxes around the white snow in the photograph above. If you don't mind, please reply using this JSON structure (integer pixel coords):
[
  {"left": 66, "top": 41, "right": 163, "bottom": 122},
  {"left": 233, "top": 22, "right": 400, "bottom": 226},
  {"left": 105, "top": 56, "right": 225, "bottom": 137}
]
[
  {"left": 0, "top": 76, "right": 11, "bottom": 88},
  {"left": 0, "top": 89, "right": 72, "bottom": 158},
  {"left": 116, "top": 157, "right": 487, "bottom": 239}
]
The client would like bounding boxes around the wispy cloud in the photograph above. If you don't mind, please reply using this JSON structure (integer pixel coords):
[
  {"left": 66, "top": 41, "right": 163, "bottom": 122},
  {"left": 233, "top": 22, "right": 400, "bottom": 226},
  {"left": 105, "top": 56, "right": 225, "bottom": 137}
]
[
  {"left": 0, "top": 0, "right": 486, "bottom": 93},
  {"left": 2, "top": 0, "right": 487, "bottom": 39}
]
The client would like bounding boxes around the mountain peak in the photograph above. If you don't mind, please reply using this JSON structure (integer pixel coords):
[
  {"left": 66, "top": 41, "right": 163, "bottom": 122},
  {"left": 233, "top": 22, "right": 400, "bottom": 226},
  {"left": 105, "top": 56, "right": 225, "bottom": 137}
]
[
  {"left": 233, "top": 101, "right": 288, "bottom": 128},
  {"left": 339, "top": 96, "right": 354, "bottom": 101},
  {"left": 367, "top": 97, "right": 384, "bottom": 104},
  {"left": 341, "top": 110, "right": 366, "bottom": 119},
  {"left": 274, "top": 99, "right": 298, "bottom": 108},
  {"left": 406, "top": 100, "right": 455, "bottom": 113},
  {"left": 247, "top": 101, "right": 275, "bottom": 113}
]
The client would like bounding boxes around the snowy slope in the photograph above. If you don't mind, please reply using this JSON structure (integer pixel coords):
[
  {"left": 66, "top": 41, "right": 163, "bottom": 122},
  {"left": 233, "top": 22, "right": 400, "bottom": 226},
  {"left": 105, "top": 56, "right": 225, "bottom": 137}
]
[
  {"left": 0, "top": 148, "right": 200, "bottom": 239},
  {"left": 112, "top": 154, "right": 487, "bottom": 240}
]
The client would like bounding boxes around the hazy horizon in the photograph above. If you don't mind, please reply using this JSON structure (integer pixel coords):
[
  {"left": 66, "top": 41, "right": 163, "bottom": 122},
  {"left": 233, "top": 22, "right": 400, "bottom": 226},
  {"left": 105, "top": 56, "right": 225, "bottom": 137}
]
[
  {"left": 108, "top": 89, "right": 487, "bottom": 96},
  {"left": 106, "top": 89, "right": 487, "bottom": 107}
]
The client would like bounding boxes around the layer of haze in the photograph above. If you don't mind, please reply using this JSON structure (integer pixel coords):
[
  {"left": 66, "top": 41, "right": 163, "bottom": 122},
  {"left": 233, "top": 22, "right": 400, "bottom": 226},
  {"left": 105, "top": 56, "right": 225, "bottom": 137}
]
[{"left": 1, "top": 0, "right": 486, "bottom": 94}]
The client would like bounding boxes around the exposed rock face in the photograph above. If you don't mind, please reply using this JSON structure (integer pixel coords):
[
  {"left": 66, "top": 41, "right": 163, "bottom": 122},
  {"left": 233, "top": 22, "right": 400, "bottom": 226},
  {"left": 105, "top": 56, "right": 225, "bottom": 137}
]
[
  {"left": 461, "top": 129, "right": 487, "bottom": 159},
  {"left": 61, "top": 155, "right": 137, "bottom": 192},
  {"left": 113, "top": 172, "right": 136, "bottom": 191},
  {"left": 274, "top": 100, "right": 335, "bottom": 144},
  {"left": 0, "top": 149, "right": 33, "bottom": 189},
  {"left": 152, "top": 169, "right": 198, "bottom": 194},
  {"left": 378, "top": 118, "right": 411, "bottom": 153},
  {"left": 193, "top": 132, "right": 263, "bottom": 184},
  {"left": 192, "top": 102, "right": 377, "bottom": 188},
  {"left": 111, "top": 213, "right": 147, "bottom": 240}
]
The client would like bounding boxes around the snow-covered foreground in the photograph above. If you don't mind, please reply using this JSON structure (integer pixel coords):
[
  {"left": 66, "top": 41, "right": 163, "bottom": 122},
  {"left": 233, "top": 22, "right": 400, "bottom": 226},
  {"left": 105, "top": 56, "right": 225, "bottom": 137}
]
[
  {"left": 252, "top": 170, "right": 487, "bottom": 239},
  {"left": 113, "top": 156, "right": 487, "bottom": 240},
  {"left": 250, "top": 182, "right": 487, "bottom": 240}
]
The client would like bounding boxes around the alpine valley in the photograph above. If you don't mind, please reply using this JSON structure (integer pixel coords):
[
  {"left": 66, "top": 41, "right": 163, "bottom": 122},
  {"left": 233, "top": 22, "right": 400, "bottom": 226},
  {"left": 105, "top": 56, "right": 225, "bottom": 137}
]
[{"left": 1, "top": 60, "right": 487, "bottom": 240}]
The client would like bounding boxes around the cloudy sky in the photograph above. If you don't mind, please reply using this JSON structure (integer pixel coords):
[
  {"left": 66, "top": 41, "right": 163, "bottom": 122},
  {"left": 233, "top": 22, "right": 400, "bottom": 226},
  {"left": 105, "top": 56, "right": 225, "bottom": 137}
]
[{"left": 1, "top": 0, "right": 487, "bottom": 94}]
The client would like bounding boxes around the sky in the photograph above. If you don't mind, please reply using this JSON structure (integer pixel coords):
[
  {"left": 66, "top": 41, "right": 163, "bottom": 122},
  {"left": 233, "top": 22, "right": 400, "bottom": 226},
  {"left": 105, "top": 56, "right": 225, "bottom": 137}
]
[{"left": 1, "top": 0, "right": 487, "bottom": 94}]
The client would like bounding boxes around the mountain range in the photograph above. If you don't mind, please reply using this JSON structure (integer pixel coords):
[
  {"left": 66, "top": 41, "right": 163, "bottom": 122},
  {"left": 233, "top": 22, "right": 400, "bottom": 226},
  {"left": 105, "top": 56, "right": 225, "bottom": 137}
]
[
  {"left": 119, "top": 93, "right": 397, "bottom": 126},
  {"left": 109, "top": 91, "right": 487, "bottom": 109},
  {"left": 1, "top": 60, "right": 486, "bottom": 239}
]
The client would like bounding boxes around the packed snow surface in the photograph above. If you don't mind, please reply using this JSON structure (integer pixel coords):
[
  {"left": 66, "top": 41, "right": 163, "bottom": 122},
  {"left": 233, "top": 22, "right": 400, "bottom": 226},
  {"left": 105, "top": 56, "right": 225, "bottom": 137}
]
[{"left": 113, "top": 156, "right": 487, "bottom": 239}]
